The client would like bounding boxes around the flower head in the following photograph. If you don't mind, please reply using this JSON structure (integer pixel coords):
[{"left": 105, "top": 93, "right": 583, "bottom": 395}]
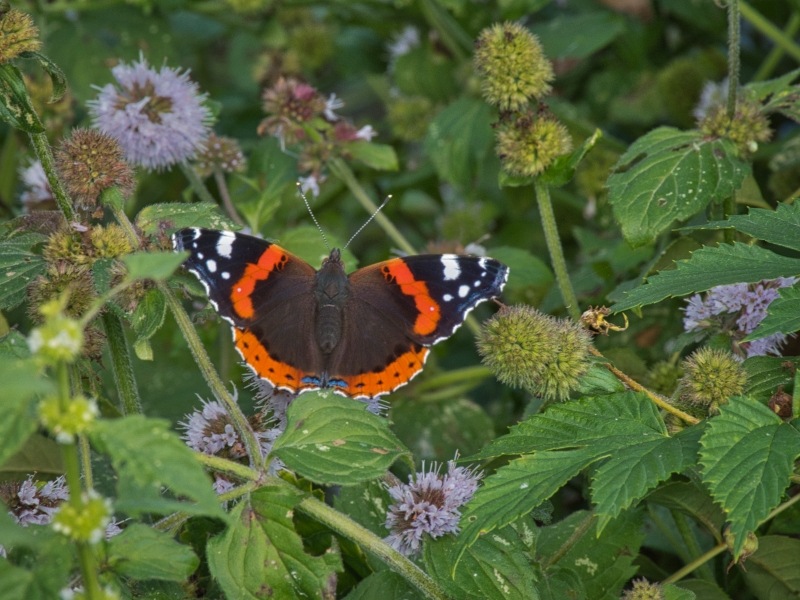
[
  {"left": 19, "top": 160, "right": 56, "bottom": 211},
  {"left": 193, "top": 133, "right": 247, "bottom": 179},
  {"left": 495, "top": 113, "right": 572, "bottom": 177},
  {"left": 257, "top": 77, "right": 326, "bottom": 146},
  {"left": 621, "top": 578, "right": 664, "bottom": 600},
  {"left": 474, "top": 22, "right": 554, "bottom": 111},
  {"left": 384, "top": 461, "right": 481, "bottom": 556},
  {"left": 56, "top": 129, "right": 135, "bottom": 209},
  {"left": 693, "top": 78, "right": 728, "bottom": 121},
  {"left": 89, "top": 57, "right": 212, "bottom": 171},
  {"left": 699, "top": 100, "right": 772, "bottom": 155},
  {"left": 679, "top": 347, "right": 748, "bottom": 412},
  {"left": 0, "top": 475, "right": 68, "bottom": 527},
  {"left": 0, "top": 8, "right": 41, "bottom": 63}
]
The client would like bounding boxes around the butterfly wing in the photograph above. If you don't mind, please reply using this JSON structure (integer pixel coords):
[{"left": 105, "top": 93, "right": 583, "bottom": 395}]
[{"left": 173, "top": 228, "right": 323, "bottom": 394}]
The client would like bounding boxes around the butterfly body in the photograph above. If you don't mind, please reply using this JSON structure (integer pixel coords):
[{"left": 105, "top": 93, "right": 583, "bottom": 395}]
[{"left": 173, "top": 228, "right": 508, "bottom": 399}]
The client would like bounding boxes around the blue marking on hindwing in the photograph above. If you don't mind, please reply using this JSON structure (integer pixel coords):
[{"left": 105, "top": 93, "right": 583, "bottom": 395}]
[{"left": 302, "top": 376, "right": 322, "bottom": 386}]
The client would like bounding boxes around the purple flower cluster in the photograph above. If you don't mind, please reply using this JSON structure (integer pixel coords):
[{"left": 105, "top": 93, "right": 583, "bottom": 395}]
[
  {"left": 384, "top": 461, "right": 481, "bottom": 556},
  {"left": 683, "top": 278, "right": 796, "bottom": 358}
]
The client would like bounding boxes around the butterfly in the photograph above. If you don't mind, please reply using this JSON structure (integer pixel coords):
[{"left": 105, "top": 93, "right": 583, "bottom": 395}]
[{"left": 173, "top": 228, "right": 508, "bottom": 399}]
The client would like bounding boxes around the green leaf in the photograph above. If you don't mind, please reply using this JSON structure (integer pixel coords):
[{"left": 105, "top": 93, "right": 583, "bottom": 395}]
[
  {"left": 536, "top": 509, "right": 644, "bottom": 600},
  {"left": 612, "top": 243, "right": 800, "bottom": 312},
  {"left": 683, "top": 203, "right": 800, "bottom": 252},
  {"left": 278, "top": 226, "right": 359, "bottom": 273},
  {"left": 743, "top": 535, "right": 800, "bottom": 598},
  {"left": 89, "top": 415, "right": 224, "bottom": 519},
  {"left": 530, "top": 12, "right": 626, "bottom": 59},
  {"left": 0, "top": 536, "right": 73, "bottom": 599},
  {"left": 674, "top": 579, "right": 729, "bottom": 600},
  {"left": 333, "top": 479, "right": 391, "bottom": 537},
  {"left": 698, "top": 397, "right": 800, "bottom": 558},
  {"left": 207, "top": 486, "right": 340, "bottom": 600},
  {"left": 743, "top": 356, "right": 800, "bottom": 402},
  {"left": 574, "top": 364, "right": 626, "bottom": 395},
  {"left": 345, "top": 141, "right": 399, "bottom": 171},
  {"left": 0, "top": 243, "right": 46, "bottom": 311},
  {"left": 0, "top": 509, "right": 55, "bottom": 551},
  {"left": 0, "top": 433, "right": 64, "bottom": 477},
  {"left": 745, "top": 68, "right": 800, "bottom": 106},
  {"left": 343, "top": 571, "right": 422, "bottom": 600},
  {"left": 0, "top": 331, "right": 32, "bottom": 360},
  {"left": 123, "top": 251, "right": 188, "bottom": 281},
  {"left": 18, "top": 51, "right": 67, "bottom": 102},
  {"left": 539, "top": 128, "right": 602, "bottom": 188},
  {"left": 131, "top": 288, "right": 167, "bottom": 342},
  {"left": 270, "top": 392, "right": 410, "bottom": 485},
  {"left": 646, "top": 480, "right": 725, "bottom": 539},
  {"left": 0, "top": 63, "right": 44, "bottom": 133},
  {"left": 0, "top": 359, "right": 52, "bottom": 470},
  {"left": 488, "top": 246, "right": 554, "bottom": 291},
  {"left": 394, "top": 45, "right": 458, "bottom": 102},
  {"left": 424, "top": 521, "right": 540, "bottom": 600},
  {"left": 108, "top": 524, "right": 199, "bottom": 581},
  {"left": 135, "top": 202, "right": 239, "bottom": 236},
  {"left": 536, "top": 567, "right": 585, "bottom": 600},
  {"left": 663, "top": 584, "right": 697, "bottom": 600},
  {"left": 746, "top": 286, "right": 800, "bottom": 341},
  {"left": 607, "top": 127, "right": 749, "bottom": 247}
]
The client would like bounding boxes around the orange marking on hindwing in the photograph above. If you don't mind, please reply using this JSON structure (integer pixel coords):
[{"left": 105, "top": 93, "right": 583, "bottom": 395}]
[
  {"left": 381, "top": 259, "right": 441, "bottom": 336},
  {"left": 234, "top": 329, "right": 318, "bottom": 394},
  {"left": 338, "top": 346, "right": 429, "bottom": 398},
  {"left": 230, "top": 246, "right": 288, "bottom": 319}
]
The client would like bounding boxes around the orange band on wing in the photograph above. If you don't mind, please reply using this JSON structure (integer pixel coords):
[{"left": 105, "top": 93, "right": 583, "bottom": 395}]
[
  {"left": 338, "top": 346, "right": 429, "bottom": 398},
  {"left": 230, "top": 246, "right": 288, "bottom": 319},
  {"left": 234, "top": 329, "right": 317, "bottom": 394},
  {"left": 381, "top": 259, "right": 441, "bottom": 336}
]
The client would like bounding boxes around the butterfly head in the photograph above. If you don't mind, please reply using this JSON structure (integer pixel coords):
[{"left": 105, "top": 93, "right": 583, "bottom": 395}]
[{"left": 322, "top": 248, "right": 344, "bottom": 271}]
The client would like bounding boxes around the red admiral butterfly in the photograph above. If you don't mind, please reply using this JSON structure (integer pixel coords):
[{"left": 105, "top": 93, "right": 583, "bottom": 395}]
[{"left": 173, "top": 228, "right": 508, "bottom": 399}]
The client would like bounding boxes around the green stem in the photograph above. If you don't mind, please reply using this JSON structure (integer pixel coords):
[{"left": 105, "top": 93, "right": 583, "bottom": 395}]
[
  {"left": 160, "top": 282, "right": 262, "bottom": 467},
  {"left": 418, "top": 0, "right": 471, "bottom": 61},
  {"left": 671, "top": 510, "right": 715, "bottom": 582},
  {"left": 662, "top": 544, "right": 726, "bottom": 584},
  {"left": 295, "top": 489, "right": 450, "bottom": 600},
  {"left": 154, "top": 480, "right": 258, "bottom": 535},
  {"left": 29, "top": 132, "right": 75, "bottom": 222},
  {"left": 534, "top": 179, "right": 580, "bottom": 321},
  {"left": 109, "top": 204, "right": 140, "bottom": 250},
  {"left": 741, "top": 1, "right": 800, "bottom": 64},
  {"left": 214, "top": 169, "right": 245, "bottom": 226},
  {"left": 414, "top": 365, "right": 493, "bottom": 392},
  {"left": 648, "top": 506, "right": 691, "bottom": 564},
  {"left": 541, "top": 511, "right": 596, "bottom": 569},
  {"left": 76, "top": 543, "right": 104, "bottom": 600},
  {"left": 69, "top": 363, "right": 95, "bottom": 491},
  {"left": 193, "top": 451, "right": 260, "bottom": 481},
  {"left": 753, "top": 11, "right": 800, "bottom": 81},
  {"left": 102, "top": 312, "right": 142, "bottom": 415},
  {"left": 726, "top": 0, "right": 741, "bottom": 119},
  {"left": 329, "top": 158, "right": 417, "bottom": 256},
  {"left": 179, "top": 161, "right": 218, "bottom": 205}
]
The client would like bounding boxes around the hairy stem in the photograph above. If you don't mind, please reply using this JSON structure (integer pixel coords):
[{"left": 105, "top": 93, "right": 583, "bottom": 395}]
[
  {"left": 68, "top": 363, "right": 95, "bottom": 490},
  {"left": 534, "top": 179, "right": 580, "bottom": 321},
  {"left": 29, "top": 132, "right": 75, "bottom": 222},
  {"left": 724, "top": 0, "right": 741, "bottom": 244},
  {"left": 541, "top": 511, "right": 596, "bottom": 569},
  {"left": 193, "top": 451, "right": 260, "bottom": 481},
  {"left": 214, "top": 169, "right": 245, "bottom": 226},
  {"left": 740, "top": 1, "right": 800, "bottom": 64},
  {"left": 160, "top": 282, "right": 262, "bottom": 468},
  {"left": 179, "top": 161, "right": 218, "bottom": 205},
  {"left": 754, "top": 11, "right": 800, "bottom": 81},
  {"left": 102, "top": 312, "right": 142, "bottom": 415}
]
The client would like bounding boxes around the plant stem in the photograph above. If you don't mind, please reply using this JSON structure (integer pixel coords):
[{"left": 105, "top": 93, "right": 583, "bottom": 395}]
[
  {"left": 68, "top": 363, "right": 95, "bottom": 490},
  {"left": 754, "top": 11, "right": 800, "bottom": 81},
  {"left": 541, "top": 511, "right": 596, "bottom": 569},
  {"left": 29, "top": 132, "right": 75, "bottom": 221},
  {"left": 672, "top": 510, "right": 715, "bottom": 581},
  {"left": 534, "top": 179, "right": 580, "bottom": 321},
  {"left": 294, "top": 488, "right": 451, "bottom": 600},
  {"left": 591, "top": 348, "right": 700, "bottom": 425},
  {"left": 414, "top": 365, "right": 493, "bottom": 392},
  {"left": 329, "top": 158, "right": 416, "bottom": 256},
  {"left": 214, "top": 169, "right": 245, "bottom": 226},
  {"left": 741, "top": 1, "right": 800, "bottom": 64},
  {"left": 154, "top": 481, "right": 258, "bottom": 535},
  {"left": 160, "top": 282, "right": 262, "bottom": 468},
  {"left": 110, "top": 204, "right": 140, "bottom": 249},
  {"left": 724, "top": 0, "right": 741, "bottom": 245},
  {"left": 179, "top": 161, "right": 218, "bottom": 205},
  {"left": 193, "top": 451, "right": 260, "bottom": 481},
  {"left": 102, "top": 312, "right": 142, "bottom": 415},
  {"left": 662, "top": 543, "right": 727, "bottom": 584}
]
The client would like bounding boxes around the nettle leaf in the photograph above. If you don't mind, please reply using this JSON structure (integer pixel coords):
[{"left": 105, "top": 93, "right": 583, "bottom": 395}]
[
  {"left": 135, "top": 202, "right": 239, "bottom": 236},
  {"left": 270, "top": 392, "right": 410, "bottom": 485},
  {"left": 0, "top": 359, "right": 52, "bottom": 469},
  {"left": 612, "top": 243, "right": 800, "bottom": 312},
  {"left": 663, "top": 584, "right": 697, "bottom": 600},
  {"left": 123, "top": 251, "right": 188, "bottom": 281},
  {"left": 131, "top": 288, "right": 167, "bottom": 357},
  {"left": 685, "top": 203, "right": 800, "bottom": 253},
  {"left": 537, "top": 509, "right": 644, "bottom": 600},
  {"left": 536, "top": 567, "right": 585, "bottom": 600},
  {"left": 674, "top": 579, "right": 728, "bottom": 600},
  {"left": 699, "top": 397, "right": 800, "bottom": 558},
  {"left": 743, "top": 356, "right": 800, "bottom": 402},
  {"left": 0, "top": 63, "right": 45, "bottom": 133},
  {"left": 746, "top": 286, "right": 800, "bottom": 341},
  {"left": 646, "top": 480, "right": 725, "bottom": 540},
  {"left": 107, "top": 524, "right": 199, "bottom": 582},
  {"left": 0, "top": 241, "right": 46, "bottom": 311},
  {"left": 0, "top": 536, "right": 73, "bottom": 599},
  {"left": 424, "top": 520, "right": 540, "bottom": 600},
  {"left": 0, "top": 330, "right": 32, "bottom": 360},
  {"left": 343, "top": 571, "right": 422, "bottom": 600},
  {"left": 333, "top": 480, "right": 391, "bottom": 537},
  {"left": 745, "top": 67, "right": 800, "bottom": 106},
  {"left": 743, "top": 535, "right": 800, "bottom": 597},
  {"left": 207, "top": 486, "right": 340, "bottom": 600},
  {"left": 574, "top": 363, "right": 626, "bottom": 395},
  {"left": 345, "top": 141, "right": 399, "bottom": 171},
  {"left": 89, "top": 415, "right": 224, "bottom": 519},
  {"left": 607, "top": 127, "right": 749, "bottom": 247}
]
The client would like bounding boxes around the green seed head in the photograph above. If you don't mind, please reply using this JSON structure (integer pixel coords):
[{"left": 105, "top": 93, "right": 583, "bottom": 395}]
[
  {"left": 51, "top": 492, "right": 111, "bottom": 544},
  {"left": 621, "top": 578, "right": 665, "bottom": 600},
  {"left": 0, "top": 8, "right": 41, "bottom": 63},
  {"left": 495, "top": 113, "right": 572, "bottom": 177},
  {"left": 699, "top": 101, "right": 772, "bottom": 156},
  {"left": 679, "top": 347, "right": 748, "bottom": 410},
  {"left": 535, "top": 317, "right": 592, "bottom": 401}
]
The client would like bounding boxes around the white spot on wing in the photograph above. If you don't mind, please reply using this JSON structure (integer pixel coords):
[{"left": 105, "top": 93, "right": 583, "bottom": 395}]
[
  {"left": 478, "top": 257, "right": 487, "bottom": 269},
  {"left": 207, "top": 259, "right": 217, "bottom": 272},
  {"left": 474, "top": 280, "right": 481, "bottom": 287},
  {"left": 443, "top": 294, "right": 453, "bottom": 302},
  {"left": 441, "top": 255, "right": 461, "bottom": 281},
  {"left": 197, "top": 252, "right": 204, "bottom": 259},
  {"left": 222, "top": 272, "right": 230, "bottom": 280},
  {"left": 458, "top": 285, "right": 469, "bottom": 298},
  {"left": 192, "top": 228, "right": 201, "bottom": 240},
  {"left": 216, "top": 231, "right": 235, "bottom": 258}
]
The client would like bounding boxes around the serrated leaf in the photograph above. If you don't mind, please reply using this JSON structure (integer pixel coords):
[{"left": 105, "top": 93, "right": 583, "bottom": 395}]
[
  {"left": 683, "top": 203, "right": 800, "bottom": 252},
  {"left": 663, "top": 584, "right": 697, "bottom": 600},
  {"left": 18, "top": 51, "right": 67, "bottom": 102},
  {"left": 612, "top": 243, "right": 800, "bottom": 312},
  {"left": 699, "top": 397, "right": 800, "bottom": 558},
  {"left": 345, "top": 141, "right": 398, "bottom": 171},
  {"left": 107, "top": 524, "right": 199, "bottom": 581},
  {"left": 574, "top": 364, "right": 626, "bottom": 395},
  {"left": 0, "top": 63, "right": 44, "bottom": 133},
  {"left": 607, "top": 127, "right": 749, "bottom": 247},
  {"left": 89, "top": 415, "right": 224, "bottom": 519},
  {"left": 270, "top": 392, "right": 410, "bottom": 485},
  {"left": 745, "top": 68, "right": 800, "bottom": 105},
  {"left": 131, "top": 288, "right": 167, "bottom": 341},
  {"left": 343, "top": 571, "right": 422, "bottom": 600},
  {"left": 742, "top": 535, "right": 800, "bottom": 598},
  {"left": 0, "top": 537, "right": 73, "bottom": 599},
  {"left": 123, "top": 251, "right": 188, "bottom": 281},
  {"left": 0, "top": 360, "right": 52, "bottom": 470},
  {"left": 536, "top": 567, "right": 585, "bottom": 600},
  {"left": 207, "top": 486, "right": 340, "bottom": 600},
  {"left": 135, "top": 202, "right": 239, "bottom": 236},
  {"left": 746, "top": 286, "right": 800, "bottom": 341},
  {"left": 743, "top": 356, "right": 800, "bottom": 402},
  {"left": 539, "top": 128, "right": 602, "bottom": 188},
  {"left": 424, "top": 521, "right": 540, "bottom": 600},
  {"left": 0, "top": 244, "right": 46, "bottom": 311},
  {"left": 646, "top": 480, "right": 725, "bottom": 540}
]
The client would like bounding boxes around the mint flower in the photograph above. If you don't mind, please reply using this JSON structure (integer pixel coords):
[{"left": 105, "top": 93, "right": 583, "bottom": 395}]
[
  {"left": 89, "top": 57, "right": 212, "bottom": 171},
  {"left": 384, "top": 461, "right": 481, "bottom": 556},
  {"left": 19, "top": 160, "right": 55, "bottom": 211}
]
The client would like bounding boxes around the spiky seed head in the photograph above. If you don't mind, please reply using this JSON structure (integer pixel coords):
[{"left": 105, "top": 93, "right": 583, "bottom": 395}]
[
  {"left": 698, "top": 101, "right": 772, "bottom": 155},
  {"left": 621, "top": 578, "right": 665, "bottom": 600},
  {"left": 679, "top": 347, "right": 747, "bottom": 410},
  {"left": 90, "top": 224, "right": 134, "bottom": 259},
  {"left": 0, "top": 8, "right": 41, "bottom": 63},
  {"left": 535, "top": 317, "right": 593, "bottom": 401},
  {"left": 55, "top": 129, "right": 135, "bottom": 209},
  {"left": 194, "top": 133, "right": 247, "bottom": 179},
  {"left": 495, "top": 113, "right": 572, "bottom": 177},
  {"left": 474, "top": 22, "right": 553, "bottom": 111}
]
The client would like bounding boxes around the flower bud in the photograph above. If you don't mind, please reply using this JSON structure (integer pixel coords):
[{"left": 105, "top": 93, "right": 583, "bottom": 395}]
[
  {"left": 39, "top": 395, "right": 98, "bottom": 444},
  {"left": 495, "top": 113, "right": 572, "bottom": 177},
  {"left": 621, "top": 578, "right": 664, "bottom": 600},
  {"left": 194, "top": 133, "right": 247, "bottom": 178},
  {"left": 474, "top": 22, "right": 553, "bottom": 111},
  {"left": 0, "top": 8, "right": 41, "bottom": 63},
  {"left": 698, "top": 101, "right": 771, "bottom": 156},
  {"left": 51, "top": 492, "right": 111, "bottom": 544},
  {"left": 678, "top": 347, "right": 747, "bottom": 412}
]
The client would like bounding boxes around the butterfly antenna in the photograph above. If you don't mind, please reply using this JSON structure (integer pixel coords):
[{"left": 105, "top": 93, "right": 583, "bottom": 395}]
[
  {"left": 344, "top": 195, "right": 391, "bottom": 249},
  {"left": 297, "top": 182, "right": 330, "bottom": 252}
]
